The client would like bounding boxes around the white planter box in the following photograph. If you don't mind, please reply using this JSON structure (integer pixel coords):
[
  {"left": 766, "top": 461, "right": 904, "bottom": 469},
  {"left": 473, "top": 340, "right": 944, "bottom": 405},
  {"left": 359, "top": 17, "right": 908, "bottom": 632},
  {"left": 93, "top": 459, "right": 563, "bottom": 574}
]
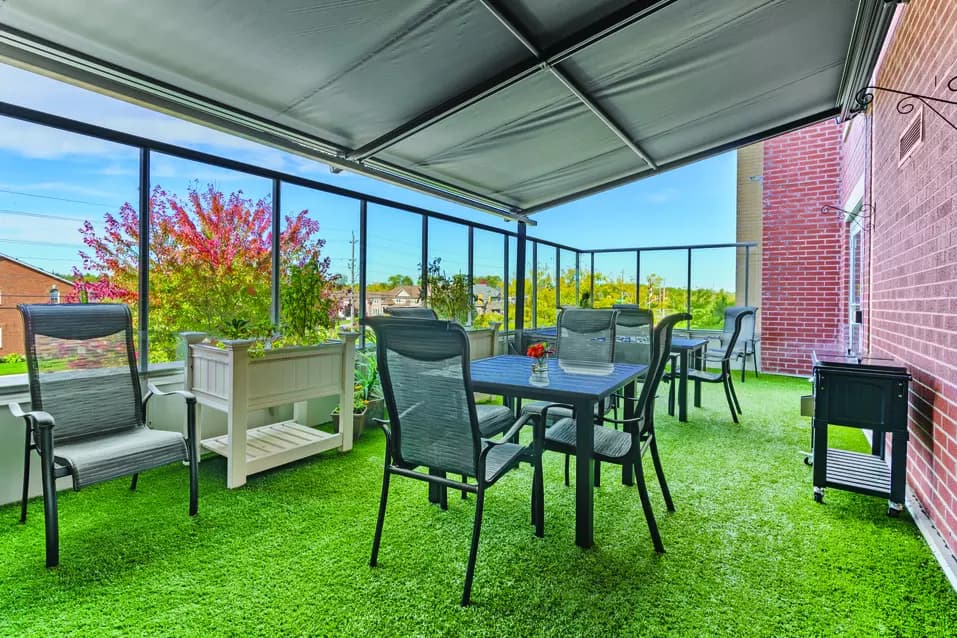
[
  {"left": 466, "top": 325, "right": 499, "bottom": 360},
  {"left": 182, "top": 332, "right": 358, "bottom": 488}
]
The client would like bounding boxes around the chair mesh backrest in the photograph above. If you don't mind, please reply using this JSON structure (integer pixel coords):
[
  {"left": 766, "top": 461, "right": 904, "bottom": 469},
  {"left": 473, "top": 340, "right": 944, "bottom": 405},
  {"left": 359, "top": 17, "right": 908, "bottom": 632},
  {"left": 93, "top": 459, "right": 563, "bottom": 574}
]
[
  {"left": 384, "top": 307, "right": 438, "bottom": 320},
  {"left": 613, "top": 305, "right": 653, "bottom": 365},
  {"left": 557, "top": 308, "right": 618, "bottom": 363},
  {"left": 717, "top": 306, "right": 757, "bottom": 358},
  {"left": 634, "top": 312, "right": 692, "bottom": 425},
  {"left": 367, "top": 317, "right": 479, "bottom": 477},
  {"left": 19, "top": 304, "right": 143, "bottom": 443}
]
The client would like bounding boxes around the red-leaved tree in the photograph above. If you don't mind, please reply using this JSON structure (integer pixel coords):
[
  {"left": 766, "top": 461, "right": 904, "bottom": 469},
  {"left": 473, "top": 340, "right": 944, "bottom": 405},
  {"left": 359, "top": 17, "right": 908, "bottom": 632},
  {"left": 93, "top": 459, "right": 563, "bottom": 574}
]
[{"left": 72, "top": 184, "right": 336, "bottom": 361}]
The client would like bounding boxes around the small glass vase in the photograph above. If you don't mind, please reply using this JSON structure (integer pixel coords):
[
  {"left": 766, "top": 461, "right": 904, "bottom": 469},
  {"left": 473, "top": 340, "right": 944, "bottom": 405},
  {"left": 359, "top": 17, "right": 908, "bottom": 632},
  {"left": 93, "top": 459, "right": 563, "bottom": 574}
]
[{"left": 529, "top": 359, "right": 550, "bottom": 386}]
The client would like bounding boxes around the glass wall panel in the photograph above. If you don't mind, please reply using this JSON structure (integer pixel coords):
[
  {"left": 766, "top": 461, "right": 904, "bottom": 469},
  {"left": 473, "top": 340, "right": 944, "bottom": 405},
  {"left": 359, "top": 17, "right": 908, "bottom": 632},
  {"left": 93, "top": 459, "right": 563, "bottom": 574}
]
[
  {"left": 426, "top": 218, "right": 469, "bottom": 322},
  {"left": 366, "top": 204, "right": 422, "bottom": 317},
  {"left": 558, "top": 248, "right": 578, "bottom": 308},
  {"left": 507, "top": 236, "right": 518, "bottom": 330},
  {"left": 0, "top": 116, "right": 139, "bottom": 373},
  {"left": 689, "top": 247, "right": 736, "bottom": 330},
  {"left": 535, "top": 244, "right": 558, "bottom": 327},
  {"left": 148, "top": 154, "right": 272, "bottom": 362},
  {"left": 473, "top": 229, "right": 505, "bottom": 328},
  {"left": 281, "top": 184, "right": 360, "bottom": 334},
  {"left": 526, "top": 240, "right": 536, "bottom": 328},
  {"left": 593, "top": 252, "right": 637, "bottom": 307},
  {"left": 639, "top": 250, "right": 688, "bottom": 323}
]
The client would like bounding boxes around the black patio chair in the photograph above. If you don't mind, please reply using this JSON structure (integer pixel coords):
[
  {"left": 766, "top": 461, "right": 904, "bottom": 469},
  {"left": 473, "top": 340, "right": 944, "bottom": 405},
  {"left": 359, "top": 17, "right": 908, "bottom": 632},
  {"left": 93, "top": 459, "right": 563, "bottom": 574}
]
[
  {"left": 520, "top": 308, "right": 618, "bottom": 482},
  {"left": 540, "top": 312, "right": 689, "bottom": 553},
  {"left": 10, "top": 303, "right": 198, "bottom": 567},
  {"left": 668, "top": 306, "right": 755, "bottom": 423},
  {"left": 376, "top": 306, "right": 514, "bottom": 462},
  {"left": 384, "top": 306, "right": 437, "bottom": 319},
  {"left": 365, "top": 317, "right": 543, "bottom": 606},
  {"left": 705, "top": 306, "right": 759, "bottom": 382}
]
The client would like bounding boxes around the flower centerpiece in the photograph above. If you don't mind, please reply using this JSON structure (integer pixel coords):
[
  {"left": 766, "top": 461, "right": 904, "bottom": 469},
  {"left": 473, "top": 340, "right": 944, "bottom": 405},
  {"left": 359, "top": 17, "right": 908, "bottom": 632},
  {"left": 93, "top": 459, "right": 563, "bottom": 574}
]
[{"left": 526, "top": 341, "right": 553, "bottom": 386}]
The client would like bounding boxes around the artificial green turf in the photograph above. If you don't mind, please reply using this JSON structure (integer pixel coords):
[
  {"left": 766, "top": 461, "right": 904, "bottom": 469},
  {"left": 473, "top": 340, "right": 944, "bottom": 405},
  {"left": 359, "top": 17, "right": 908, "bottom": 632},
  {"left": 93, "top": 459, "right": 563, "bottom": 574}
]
[{"left": 1, "top": 374, "right": 955, "bottom": 637}]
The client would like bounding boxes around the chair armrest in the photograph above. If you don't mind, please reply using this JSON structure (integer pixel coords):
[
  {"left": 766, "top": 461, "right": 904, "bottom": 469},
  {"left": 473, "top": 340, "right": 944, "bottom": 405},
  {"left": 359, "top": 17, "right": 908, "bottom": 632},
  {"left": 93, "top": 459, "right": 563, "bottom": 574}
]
[
  {"left": 144, "top": 381, "right": 196, "bottom": 407},
  {"left": 540, "top": 402, "right": 575, "bottom": 423},
  {"left": 7, "top": 402, "right": 55, "bottom": 429}
]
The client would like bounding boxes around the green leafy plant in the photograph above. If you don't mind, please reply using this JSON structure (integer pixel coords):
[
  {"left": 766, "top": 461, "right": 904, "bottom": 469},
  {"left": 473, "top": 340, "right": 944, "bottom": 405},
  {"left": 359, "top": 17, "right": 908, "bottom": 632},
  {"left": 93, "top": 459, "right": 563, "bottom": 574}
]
[
  {"left": 1, "top": 352, "right": 25, "bottom": 364},
  {"left": 334, "top": 349, "right": 379, "bottom": 415},
  {"left": 423, "top": 257, "right": 473, "bottom": 323},
  {"left": 281, "top": 259, "right": 338, "bottom": 344}
]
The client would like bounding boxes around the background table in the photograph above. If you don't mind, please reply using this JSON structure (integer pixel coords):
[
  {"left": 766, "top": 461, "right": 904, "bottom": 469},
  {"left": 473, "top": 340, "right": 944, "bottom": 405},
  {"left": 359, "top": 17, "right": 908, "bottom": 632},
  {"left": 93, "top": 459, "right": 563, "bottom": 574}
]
[
  {"left": 471, "top": 355, "right": 647, "bottom": 548},
  {"left": 669, "top": 337, "right": 708, "bottom": 422}
]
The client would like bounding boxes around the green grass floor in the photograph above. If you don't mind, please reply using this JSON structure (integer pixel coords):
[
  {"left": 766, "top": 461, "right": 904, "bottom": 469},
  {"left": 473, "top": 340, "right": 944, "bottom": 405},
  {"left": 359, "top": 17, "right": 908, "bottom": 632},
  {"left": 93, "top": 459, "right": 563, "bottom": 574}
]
[{"left": 1, "top": 374, "right": 955, "bottom": 637}]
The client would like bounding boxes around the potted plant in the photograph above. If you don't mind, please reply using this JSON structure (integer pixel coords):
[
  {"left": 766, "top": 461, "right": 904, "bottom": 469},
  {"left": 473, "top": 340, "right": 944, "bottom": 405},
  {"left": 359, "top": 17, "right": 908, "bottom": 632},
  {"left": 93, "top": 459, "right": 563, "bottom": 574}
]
[
  {"left": 181, "top": 256, "right": 359, "bottom": 489},
  {"left": 331, "top": 348, "right": 381, "bottom": 441}
]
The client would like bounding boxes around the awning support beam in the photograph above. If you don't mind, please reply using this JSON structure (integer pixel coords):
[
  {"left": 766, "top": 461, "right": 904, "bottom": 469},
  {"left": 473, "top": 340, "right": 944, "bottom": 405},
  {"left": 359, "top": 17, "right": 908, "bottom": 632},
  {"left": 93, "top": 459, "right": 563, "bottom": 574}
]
[
  {"left": 478, "top": 0, "right": 658, "bottom": 169},
  {"left": 347, "top": 0, "right": 675, "bottom": 162}
]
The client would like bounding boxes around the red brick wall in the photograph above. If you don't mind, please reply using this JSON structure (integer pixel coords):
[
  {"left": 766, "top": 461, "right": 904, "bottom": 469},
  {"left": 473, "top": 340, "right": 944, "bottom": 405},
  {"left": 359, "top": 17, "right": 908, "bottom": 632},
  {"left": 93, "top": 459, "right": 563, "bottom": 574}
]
[
  {"left": 0, "top": 258, "right": 69, "bottom": 356},
  {"left": 761, "top": 120, "right": 845, "bottom": 375},
  {"left": 859, "top": 0, "right": 957, "bottom": 552}
]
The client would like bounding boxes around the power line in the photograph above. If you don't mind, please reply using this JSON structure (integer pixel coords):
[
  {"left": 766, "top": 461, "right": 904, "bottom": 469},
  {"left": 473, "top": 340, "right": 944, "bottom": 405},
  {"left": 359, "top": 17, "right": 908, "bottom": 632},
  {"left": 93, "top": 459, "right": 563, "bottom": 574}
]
[
  {"left": 0, "top": 237, "right": 84, "bottom": 248},
  {"left": 0, "top": 188, "right": 118, "bottom": 208},
  {"left": 0, "top": 209, "right": 91, "bottom": 223}
]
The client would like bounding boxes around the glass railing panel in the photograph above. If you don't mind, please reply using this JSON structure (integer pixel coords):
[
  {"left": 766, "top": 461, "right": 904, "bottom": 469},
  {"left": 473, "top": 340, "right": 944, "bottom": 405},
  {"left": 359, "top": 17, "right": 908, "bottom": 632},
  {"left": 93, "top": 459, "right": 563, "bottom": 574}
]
[
  {"left": 473, "top": 228, "right": 506, "bottom": 328},
  {"left": 280, "top": 184, "right": 360, "bottom": 335},
  {"left": 366, "top": 204, "right": 423, "bottom": 316}
]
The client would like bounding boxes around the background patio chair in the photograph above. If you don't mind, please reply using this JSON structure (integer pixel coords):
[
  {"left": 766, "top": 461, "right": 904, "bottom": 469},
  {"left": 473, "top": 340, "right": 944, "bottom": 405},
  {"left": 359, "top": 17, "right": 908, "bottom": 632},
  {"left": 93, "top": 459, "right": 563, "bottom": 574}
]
[
  {"left": 705, "top": 306, "right": 760, "bottom": 382},
  {"left": 365, "top": 317, "right": 543, "bottom": 606},
  {"left": 521, "top": 308, "right": 618, "bottom": 483},
  {"left": 11, "top": 303, "right": 198, "bottom": 567},
  {"left": 667, "top": 306, "right": 755, "bottom": 423},
  {"left": 383, "top": 307, "right": 438, "bottom": 319},
  {"left": 540, "top": 312, "right": 690, "bottom": 553}
]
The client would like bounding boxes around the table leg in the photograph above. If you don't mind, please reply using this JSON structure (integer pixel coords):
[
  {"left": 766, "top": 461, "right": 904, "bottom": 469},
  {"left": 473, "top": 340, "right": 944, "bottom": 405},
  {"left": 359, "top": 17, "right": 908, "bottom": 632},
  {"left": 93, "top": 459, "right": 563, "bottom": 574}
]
[
  {"left": 693, "top": 345, "right": 703, "bottom": 408},
  {"left": 574, "top": 398, "right": 595, "bottom": 548},
  {"left": 678, "top": 350, "right": 689, "bottom": 422}
]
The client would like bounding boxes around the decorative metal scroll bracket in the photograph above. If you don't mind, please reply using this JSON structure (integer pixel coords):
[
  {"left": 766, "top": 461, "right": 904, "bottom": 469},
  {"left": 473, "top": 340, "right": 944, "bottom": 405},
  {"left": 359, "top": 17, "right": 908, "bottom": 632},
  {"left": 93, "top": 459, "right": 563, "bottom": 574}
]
[
  {"left": 821, "top": 204, "right": 872, "bottom": 224},
  {"left": 851, "top": 76, "right": 957, "bottom": 131}
]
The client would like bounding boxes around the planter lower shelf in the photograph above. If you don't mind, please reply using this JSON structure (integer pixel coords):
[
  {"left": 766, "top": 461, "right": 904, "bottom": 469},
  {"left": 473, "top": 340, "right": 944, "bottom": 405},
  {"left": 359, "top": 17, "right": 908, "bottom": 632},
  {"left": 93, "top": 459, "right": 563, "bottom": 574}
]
[{"left": 201, "top": 421, "right": 341, "bottom": 476}]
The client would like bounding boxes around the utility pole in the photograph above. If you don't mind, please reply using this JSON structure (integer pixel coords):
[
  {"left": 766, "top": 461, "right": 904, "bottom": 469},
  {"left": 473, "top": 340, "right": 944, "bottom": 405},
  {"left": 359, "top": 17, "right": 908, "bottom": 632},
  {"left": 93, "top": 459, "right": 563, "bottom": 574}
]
[{"left": 348, "top": 230, "right": 358, "bottom": 327}]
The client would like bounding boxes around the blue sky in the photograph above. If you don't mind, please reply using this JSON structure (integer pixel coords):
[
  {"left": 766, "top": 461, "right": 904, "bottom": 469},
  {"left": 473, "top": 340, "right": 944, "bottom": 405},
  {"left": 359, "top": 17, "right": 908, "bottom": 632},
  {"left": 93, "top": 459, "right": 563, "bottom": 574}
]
[{"left": 0, "top": 63, "right": 737, "bottom": 290}]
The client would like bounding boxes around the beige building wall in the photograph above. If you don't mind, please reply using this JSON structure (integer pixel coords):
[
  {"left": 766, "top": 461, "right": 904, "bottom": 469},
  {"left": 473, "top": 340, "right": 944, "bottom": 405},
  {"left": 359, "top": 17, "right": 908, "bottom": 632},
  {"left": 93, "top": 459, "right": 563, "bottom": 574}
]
[{"left": 735, "top": 142, "right": 763, "bottom": 331}]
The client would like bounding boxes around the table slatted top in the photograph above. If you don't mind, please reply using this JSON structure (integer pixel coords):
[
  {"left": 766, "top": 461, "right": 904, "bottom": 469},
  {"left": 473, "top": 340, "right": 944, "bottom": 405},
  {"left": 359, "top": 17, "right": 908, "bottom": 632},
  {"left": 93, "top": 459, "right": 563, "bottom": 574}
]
[{"left": 470, "top": 355, "right": 646, "bottom": 403}]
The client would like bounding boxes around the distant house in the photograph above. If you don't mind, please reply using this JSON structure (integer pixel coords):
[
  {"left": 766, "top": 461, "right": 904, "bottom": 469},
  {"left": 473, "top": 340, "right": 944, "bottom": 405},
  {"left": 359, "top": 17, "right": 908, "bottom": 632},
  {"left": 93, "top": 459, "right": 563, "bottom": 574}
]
[
  {"left": 472, "top": 283, "right": 503, "bottom": 314},
  {"left": 364, "top": 285, "right": 422, "bottom": 317},
  {"left": 0, "top": 254, "right": 73, "bottom": 356}
]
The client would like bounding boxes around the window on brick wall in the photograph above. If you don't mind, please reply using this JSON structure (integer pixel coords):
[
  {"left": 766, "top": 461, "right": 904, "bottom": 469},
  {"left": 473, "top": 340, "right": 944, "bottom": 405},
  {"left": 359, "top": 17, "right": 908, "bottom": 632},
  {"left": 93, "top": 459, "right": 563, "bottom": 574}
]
[{"left": 848, "top": 203, "right": 864, "bottom": 354}]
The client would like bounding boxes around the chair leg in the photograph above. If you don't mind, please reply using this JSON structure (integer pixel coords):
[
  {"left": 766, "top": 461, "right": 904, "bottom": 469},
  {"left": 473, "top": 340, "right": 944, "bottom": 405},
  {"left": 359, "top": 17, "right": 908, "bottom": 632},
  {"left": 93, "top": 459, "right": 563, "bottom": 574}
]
[
  {"left": 461, "top": 475, "right": 468, "bottom": 500},
  {"left": 633, "top": 457, "right": 664, "bottom": 553},
  {"left": 564, "top": 454, "right": 570, "bottom": 487},
  {"left": 752, "top": 352, "right": 760, "bottom": 379},
  {"left": 370, "top": 469, "right": 392, "bottom": 568},
  {"left": 38, "top": 429, "right": 59, "bottom": 568},
  {"left": 668, "top": 379, "right": 675, "bottom": 416},
  {"left": 594, "top": 461, "right": 601, "bottom": 488},
  {"left": 722, "top": 377, "right": 739, "bottom": 424},
  {"left": 20, "top": 428, "right": 31, "bottom": 524},
  {"left": 462, "top": 487, "right": 486, "bottom": 606},
  {"left": 728, "top": 374, "right": 742, "bottom": 414},
  {"left": 649, "top": 435, "right": 675, "bottom": 512},
  {"left": 130, "top": 473, "right": 139, "bottom": 491},
  {"left": 740, "top": 352, "right": 747, "bottom": 383},
  {"left": 188, "top": 459, "right": 199, "bottom": 518}
]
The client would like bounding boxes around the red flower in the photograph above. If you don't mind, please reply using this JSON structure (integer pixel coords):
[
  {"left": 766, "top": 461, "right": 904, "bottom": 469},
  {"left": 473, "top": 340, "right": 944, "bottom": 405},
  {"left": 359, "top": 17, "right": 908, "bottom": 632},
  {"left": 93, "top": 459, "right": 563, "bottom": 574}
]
[{"left": 526, "top": 342, "right": 550, "bottom": 359}]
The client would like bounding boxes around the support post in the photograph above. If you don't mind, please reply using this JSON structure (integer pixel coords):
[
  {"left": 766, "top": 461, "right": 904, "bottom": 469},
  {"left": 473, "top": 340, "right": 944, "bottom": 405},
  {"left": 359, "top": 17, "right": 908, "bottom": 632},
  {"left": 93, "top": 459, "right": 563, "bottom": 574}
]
[
  {"left": 137, "top": 148, "right": 150, "bottom": 372},
  {"left": 515, "top": 223, "right": 527, "bottom": 331},
  {"left": 271, "top": 178, "right": 281, "bottom": 326}
]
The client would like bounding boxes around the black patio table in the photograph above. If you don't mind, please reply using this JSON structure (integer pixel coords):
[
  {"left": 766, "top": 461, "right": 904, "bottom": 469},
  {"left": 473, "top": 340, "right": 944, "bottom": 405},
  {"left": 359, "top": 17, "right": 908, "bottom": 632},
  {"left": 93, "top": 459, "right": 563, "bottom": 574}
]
[
  {"left": 470, "top": 355, "right": 648, "bottom": 548},
  {"left": 670, "top": 337, "right": 708, "bottom": 422}
]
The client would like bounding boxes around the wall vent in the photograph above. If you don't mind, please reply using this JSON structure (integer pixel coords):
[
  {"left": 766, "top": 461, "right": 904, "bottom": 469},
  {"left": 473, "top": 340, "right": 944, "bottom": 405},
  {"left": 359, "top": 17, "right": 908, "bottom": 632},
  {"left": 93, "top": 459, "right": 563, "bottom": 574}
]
[{"left": 899, "top": 106, "right": 923, "bottom": 166}]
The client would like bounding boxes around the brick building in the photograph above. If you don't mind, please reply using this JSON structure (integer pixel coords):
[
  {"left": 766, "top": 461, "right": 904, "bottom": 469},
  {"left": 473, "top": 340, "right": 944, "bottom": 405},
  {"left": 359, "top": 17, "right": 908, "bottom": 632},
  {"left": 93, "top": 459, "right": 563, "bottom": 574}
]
[
  {"left": 0, "top": 254, "right": 72, "bottom": 356},
  {"left": 748, "top": 0, "right": 957, "bottom": 568}
]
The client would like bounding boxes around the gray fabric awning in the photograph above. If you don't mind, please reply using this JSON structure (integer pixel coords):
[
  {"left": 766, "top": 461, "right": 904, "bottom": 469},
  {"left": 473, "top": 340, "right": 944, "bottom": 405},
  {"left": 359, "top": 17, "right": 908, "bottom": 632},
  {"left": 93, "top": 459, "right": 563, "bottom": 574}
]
[{"left": 0, "top": 0, "right": 895, "bottom": 219}]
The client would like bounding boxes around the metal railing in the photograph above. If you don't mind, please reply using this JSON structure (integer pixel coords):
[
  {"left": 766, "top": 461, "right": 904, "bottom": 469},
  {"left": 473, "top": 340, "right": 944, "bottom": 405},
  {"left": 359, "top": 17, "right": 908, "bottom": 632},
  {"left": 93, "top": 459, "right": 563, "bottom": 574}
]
[{"left": 0, "top": 100, "right": 755, "bottom": 367}]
